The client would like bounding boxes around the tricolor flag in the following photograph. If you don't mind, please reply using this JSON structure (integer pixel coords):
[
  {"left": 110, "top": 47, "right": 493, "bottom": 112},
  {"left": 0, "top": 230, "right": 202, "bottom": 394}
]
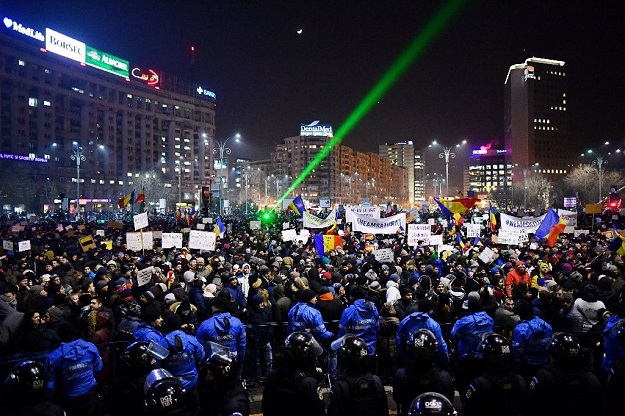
[
  {"left": 288, "top": 195, "right": 306, "bottom": 215},
  {"left": 214, "top": 216, "right": 226, "bottom": 237},
  {"left": 489, "top": 202, "right": 497, "bottom": 232},
  {"left": 118, "top": 190, "right": 135, "bottom": 208},
  {"left": 535, "top": 208, "right": 566, "bottom": 247},
  {"left": 437, "top": 197, "right": 480, "bottom": 214},
  {"left": 135, "top": 187, "right": 145, "bottom": 204},
  {"left": 608, "top": 233, "right": 625, "bottom": 257},
  {"left": 313, "top": 234, "right": 343, "bottom": 257}
]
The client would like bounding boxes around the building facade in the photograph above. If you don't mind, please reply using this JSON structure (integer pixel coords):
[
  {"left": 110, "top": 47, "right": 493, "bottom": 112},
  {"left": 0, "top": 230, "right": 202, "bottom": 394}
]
[
  {"left": 467, "top": 146, "right": 512, "bottom": 199},
  {"left": 504, "top": 57, "right": 573, "bottom": 183},
  {"left": 379, "top": 141, "right": 425, "bottom": 203},
  {"left": 0, "top": 17, "right": 217, "bottom": 213}
]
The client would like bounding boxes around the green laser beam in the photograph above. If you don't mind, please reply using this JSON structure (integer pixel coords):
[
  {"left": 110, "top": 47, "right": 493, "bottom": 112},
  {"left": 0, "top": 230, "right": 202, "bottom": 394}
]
[{"left": 273, "top": 0, "right": 467, "bottom": 211}]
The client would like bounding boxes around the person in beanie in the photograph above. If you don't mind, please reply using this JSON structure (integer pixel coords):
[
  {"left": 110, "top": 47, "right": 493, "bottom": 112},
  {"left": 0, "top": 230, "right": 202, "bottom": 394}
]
[
  {"left": 288, "top": 289, "right": 335, "bottom": 345},
  {"left": 46, "top": 322, "right": 103, "bottom": 416},
  {"left": 196, "top": 296, "right": 247, "bottom": 365},
  {"left": 450, "top": 291, "right": 494, "bottom": 394},
  {"left": 133, "top": 301, "right": 166, "bottom": 348}
]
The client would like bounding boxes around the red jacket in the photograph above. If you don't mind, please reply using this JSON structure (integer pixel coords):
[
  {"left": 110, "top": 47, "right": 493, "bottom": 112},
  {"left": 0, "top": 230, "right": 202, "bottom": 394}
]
[{"left": 505, "top": 269, "right": 532, "bottom": 297}]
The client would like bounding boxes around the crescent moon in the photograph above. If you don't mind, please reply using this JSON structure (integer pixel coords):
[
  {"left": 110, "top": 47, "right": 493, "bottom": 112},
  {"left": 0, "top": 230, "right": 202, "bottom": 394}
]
[{"left": 297, "top": 29, "right": 303, "bottom": 34}]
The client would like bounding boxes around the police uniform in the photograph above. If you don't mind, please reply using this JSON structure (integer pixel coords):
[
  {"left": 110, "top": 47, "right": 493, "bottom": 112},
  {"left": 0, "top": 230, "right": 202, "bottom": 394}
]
[
  {"left": 288, "top": 301, "right": 334, "bottom": 343},
  {"left": 395, "top": 311, "right": 449, "bottom": 367},
  {"left": 328, "top": 372, "right": 389, "bottom": 416},
  {"left": 393, "top": 366, "right": 454, "bottom": 416},
  {"left": 262, "top": 365, "right": 326, "bottom": 416}
]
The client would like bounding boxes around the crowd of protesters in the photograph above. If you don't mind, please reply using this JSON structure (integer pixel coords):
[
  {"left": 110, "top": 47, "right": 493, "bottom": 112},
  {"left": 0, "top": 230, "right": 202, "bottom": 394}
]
[{"left": 0, "top": 206, "right": 625, "bottom": 415}]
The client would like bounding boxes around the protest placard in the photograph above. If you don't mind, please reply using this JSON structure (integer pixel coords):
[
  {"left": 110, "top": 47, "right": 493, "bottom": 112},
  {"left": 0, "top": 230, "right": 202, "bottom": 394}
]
[
  {"left": 161, "top": 233, "right": 183, "bottom": 249},
  {"left": 374, "top": 248, "right": 394, "bottom": 263},
  {"left": 133, "top": 212, "right": 149, "bottom": 231},
  {"left": 188, "top": 230, "right": 216, "bottom": 251}
]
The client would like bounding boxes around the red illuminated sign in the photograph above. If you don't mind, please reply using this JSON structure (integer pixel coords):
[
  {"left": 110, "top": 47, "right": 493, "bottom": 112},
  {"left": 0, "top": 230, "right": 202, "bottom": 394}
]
[{"left": 131, "top": 67, "right": 160, "bottom": 87}]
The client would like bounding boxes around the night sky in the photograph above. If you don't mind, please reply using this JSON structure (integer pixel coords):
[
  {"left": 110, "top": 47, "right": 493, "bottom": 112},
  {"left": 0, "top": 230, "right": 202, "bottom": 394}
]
[{"left": 2, "top": 1, "right": 625, "bottom": 166}]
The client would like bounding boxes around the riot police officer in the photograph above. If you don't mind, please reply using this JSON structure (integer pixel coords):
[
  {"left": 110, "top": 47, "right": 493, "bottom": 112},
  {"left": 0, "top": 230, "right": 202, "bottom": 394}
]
[
  {"left": 393, "top": 329, "right": 455, "bottom": 416},
  {"left": 201, "top": 342, "right": 250, "bottom": 416},
  {"left": 196, "top": 297, "right": 246, "bottom": 365},
  {"left": 407, "top": 392, "right": 457, "bottom": 415},
  {"left": 262, "top": 331, "right": 326, "bottom": 416},
  {"left": 327, "top": 334, "right": 388, "bottom": 416},
  {"left": 2, "top": 360, "right": 65, "bottom": 416},
  {"left": 529, "top": 332, "right": 602, "bottom": 415},
  {"left": 144, "top": 368, "right": 189, "bottom": 416},
  {"left": 463, "top": 332, "right": 526, "bottom": 416}
]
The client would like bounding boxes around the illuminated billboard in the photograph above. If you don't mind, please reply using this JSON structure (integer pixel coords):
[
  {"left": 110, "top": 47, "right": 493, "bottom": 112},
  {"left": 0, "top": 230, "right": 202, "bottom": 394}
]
[
  {"left": 85, "top": 46, "right": 129, "bottom": 78},
  {"left": 2, "top": 15, "right": 44, "bottom": 42},
  {"left": 131, "top": 66, "right": 160, "bottom": 88},
  {"left": 300, "top": 120, "right": 333, "bottom": 137},
  {"left": 195, "top": 85, "right": 216, "bottom": 100},
  {"left": 45, "top": 28, "right": 85, "bottom": 63}
]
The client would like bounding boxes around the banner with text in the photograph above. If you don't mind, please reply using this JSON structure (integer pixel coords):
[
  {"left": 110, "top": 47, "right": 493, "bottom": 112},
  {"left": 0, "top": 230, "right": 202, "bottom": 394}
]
[
  {"left": 303, "top": 209, "right": 336, "bottom": 229},
  {"left": 352, "top": 212, "right": 406, "bottom": 234},
  {"left": 557, "top": 209, "right": 578, "bottom": 228},
  {"left": 499, "top": 213, "right": 546, "bottom": 234},
  {"left": 346, "top": 206, "right": 381, "bottom": 223}
]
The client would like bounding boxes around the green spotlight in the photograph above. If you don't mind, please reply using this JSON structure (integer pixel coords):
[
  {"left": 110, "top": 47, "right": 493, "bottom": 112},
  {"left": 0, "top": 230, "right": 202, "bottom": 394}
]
[{"left": 274, "top": 0, "right": 467, "bottom": 210}]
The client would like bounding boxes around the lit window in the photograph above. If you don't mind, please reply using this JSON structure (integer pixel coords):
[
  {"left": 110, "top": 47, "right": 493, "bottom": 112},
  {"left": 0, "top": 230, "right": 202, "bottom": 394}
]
[
  {"left": 100, "top": 180, "right": 105, "bottom": 184},
  {"left": 91, "top": 179, "right": 96, "bottom": 184},
  {"left": 119, "top": 181, "right": 124, "bottom": 185},
  {"left": 109, "top": 180, "right": 115, "bottom": 184},
  {"left": 43, "top": 100, "right": 51, "bottom": 106},
  {"left": 127, "top": 94, "right": 132, "bottom": 99},
  {"left": 44, "top": 68, "right": 51, "bottom": 74},
  {"left": 127, "top": 172, "right": 132, "bottom": 177},
  {"left": 28, "top": 98, "right": 38, "bottom": 107},
  {"left": 18, "top": 60, "right": 25, "bottom": 66}
]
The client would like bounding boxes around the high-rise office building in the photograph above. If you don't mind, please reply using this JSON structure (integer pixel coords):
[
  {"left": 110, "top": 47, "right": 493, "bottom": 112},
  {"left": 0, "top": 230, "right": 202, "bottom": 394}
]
[
  {"left": 0, "top": 14, "right": 217, "bottom": 212},
  {"left": 504, "top": 57, "right": 573, "bottom": 182},
  {"left": 379, "top": 141, "right": 424, "bottom": 203}
]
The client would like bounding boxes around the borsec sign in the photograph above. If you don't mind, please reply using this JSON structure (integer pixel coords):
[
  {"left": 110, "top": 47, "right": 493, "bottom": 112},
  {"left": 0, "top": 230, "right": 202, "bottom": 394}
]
[{"left": 45, "top": 28, "right": 85, "bottom": 63}]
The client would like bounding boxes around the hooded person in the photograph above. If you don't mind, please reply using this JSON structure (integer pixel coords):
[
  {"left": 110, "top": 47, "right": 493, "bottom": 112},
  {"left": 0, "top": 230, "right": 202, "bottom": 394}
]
[
  {"left": 386, "top": 274, "right": 401, "bottom": 303},
  {"left": 338, "top": 286, "right": 380, "bottom": 360}
]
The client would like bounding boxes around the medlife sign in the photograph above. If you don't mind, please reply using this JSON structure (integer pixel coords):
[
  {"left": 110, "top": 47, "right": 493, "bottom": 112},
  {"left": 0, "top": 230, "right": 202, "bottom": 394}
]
[
  {"left": 2, "top": 16, "right": 44, "bottom": 42},
  {"left": 85, "top": 46, "right": 129, "bottom": 78},
  {"left": 300, "top": 120, "right": 333, "bottom": 137},
  {"left": 46, "top": 28, "right": 85, "bottom": 63}
]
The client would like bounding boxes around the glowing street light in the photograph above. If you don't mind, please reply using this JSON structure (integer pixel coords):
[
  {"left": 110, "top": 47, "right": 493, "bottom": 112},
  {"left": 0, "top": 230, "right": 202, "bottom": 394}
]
[
  {"left": 429, "top": 140, "right": 466, "bottom": 196},
  {"left": 70, "top": 143, "right": 85, "bottom": 219}
]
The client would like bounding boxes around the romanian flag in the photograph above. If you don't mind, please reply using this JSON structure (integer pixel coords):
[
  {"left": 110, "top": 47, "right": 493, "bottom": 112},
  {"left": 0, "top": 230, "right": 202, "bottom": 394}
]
[
  {"left": 545, "top": 218, "right": 567, "bottom": 247},
  {"left": 608, "top": 233, "right": 625, "bottom": 257},
  {"left": 119, "top": 190, "right": 135, "bottom": 208},
  {"left": 473, "top": 237, "right": 484, "bottom": 247},
  {"left": 176, "top": 208, "right": 182, "bottom": 222},
  {"left": 185, "top": 209, "right": 192, "bottom": 226},
  {"left": 288, "top": 195, "right": 306, "bottom": 215},
  {"left": 313, "top": 234, "right": 343, "bottom": 257},
  {"left": 454, "top": 213, "right": 464, "bottom": 226},
  {"left": 434, "top": 198, "right": 454, "bottom": 217},
  {"left": 214, "top": 216, "right": 226, "bottom": 237},
  {"left": 327, "top": 221, "right": 338, "bottom": 234},
  {"left": 489, "top": 203, "right": 497, "bottom": 232},
  {"left": 535, "top": 209, "right": 559, "bottom": 239},
  {"left": 438, "top": 197, "right": 480, "bottom": 214},
  {"left": 135, "top": 187, "right": 145, "bottom": 204}
]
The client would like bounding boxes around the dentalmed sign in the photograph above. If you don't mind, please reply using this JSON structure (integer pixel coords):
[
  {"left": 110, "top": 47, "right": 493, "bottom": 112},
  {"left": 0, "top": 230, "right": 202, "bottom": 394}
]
[
  {"left": 86, "top": 46, "right": 129, "bottom": 78},
  {"left": 300, "top": 121, "right": 333, "bottom": 137},
  {"left": 46, "top": 28, "right": 85, "bottom": 63}
]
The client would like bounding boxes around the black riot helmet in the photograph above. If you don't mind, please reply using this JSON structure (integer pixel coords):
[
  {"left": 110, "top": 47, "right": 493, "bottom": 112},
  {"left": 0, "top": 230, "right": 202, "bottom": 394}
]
[
  {"left": 4, "top": 360, "right": 47, "bottom": 396},
  {"left": 123, "top": 341, "right": 159, "bottom": 374},
  {"left": 408, "top": 392, "right": 457, "bottom": 415},
  {"left": 549, "top": 332, "right": 583, "bottom": 369},
  {"left": 332, "top": 334, "right": 368, "bottom": 369},
  {"left": 283, "top": 331, "right": 323, "bottom": 364},
  {"left": 205, "top": 342, "right": 239, "bottom": 384},
  {"left": 144, "top": 369, "right": 188, "bottom": 416},
  {"left": 479, "top": 332, "right": 511, "bottom": 359},
  {"left": 407, "top": 329, "right": 438, "bottom": 363}
]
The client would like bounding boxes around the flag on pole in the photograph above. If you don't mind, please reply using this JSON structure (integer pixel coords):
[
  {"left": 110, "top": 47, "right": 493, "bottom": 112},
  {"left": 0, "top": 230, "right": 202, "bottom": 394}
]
[
  {"left": 489, "top": 202, "right": 497, "bottom": 232},
  {"left": 214, "top": 216, "right": 226, "bottom": 237},
  {"left": 135, "top": 187, "right": 145, "bottom": 204},
  {"left": 287, "top": 195, "right": 306, "bottom": 215}
]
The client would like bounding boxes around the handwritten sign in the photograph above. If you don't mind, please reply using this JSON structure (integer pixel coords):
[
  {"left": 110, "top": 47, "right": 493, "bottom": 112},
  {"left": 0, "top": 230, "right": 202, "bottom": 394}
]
[
  {"left": 162, "top": 233, "right": 183, "bottom": 249},
  {"left": 95, "top": 230, "right": 105, "bottom": 237},
  {"left": 133, "top": 212, "right": 149, "bottom": 231},
  {"left": 465, "top": 224, "right": 481, "bottom": 238},
  {"left": 374, "top": 248, "right": 394, "bottom": 263},
  {"left": 281, "top": 229, "right": 298, "bottom": 242},
  {"left": 428, "top": 234, "right": 443, "bottom": 246},
  {"left": 3, "top": 240, "right": 13, "bottom": 251},
  {"left": 18, "top": 240, "right": 31, "bottom": 252},
  {"left": 250, "top": 221, "right": 261, "bottom": 230},
  {"left": 408, "top": 224, "right": 431, "bottom": 246},
  {"left": 79, "top": 235, "right": 97, "bottom": 252},
  {"left": 136, "top": 267, "right": 153, "bottom": 287},
  {"left": 188, "top": 230, "right": 216, "bottom": 251}
]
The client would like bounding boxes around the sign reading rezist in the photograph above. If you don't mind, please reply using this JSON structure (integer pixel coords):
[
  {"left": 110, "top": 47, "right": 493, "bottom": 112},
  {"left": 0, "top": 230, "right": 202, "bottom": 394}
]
[{"left": 45, "top": 28, "right": 85, "bottom": 63}]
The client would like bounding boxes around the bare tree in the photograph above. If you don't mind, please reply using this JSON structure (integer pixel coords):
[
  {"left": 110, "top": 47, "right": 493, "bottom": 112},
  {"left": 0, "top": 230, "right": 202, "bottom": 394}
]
[
  {"left": 564, "top": 164, "right": 625, "bottom": 204},
  {"left": 525, "top": 173, "right": 552, "bottom": 215}
]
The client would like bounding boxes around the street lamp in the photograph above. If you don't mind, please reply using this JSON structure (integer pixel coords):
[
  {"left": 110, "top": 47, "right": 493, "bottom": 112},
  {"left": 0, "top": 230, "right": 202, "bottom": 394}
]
[
  {"left": 175, "top": 158, "right": 183, "bottom": 209},
  {"left": 429, "top": 140, "right": 466, "bottom": 196},
  {"left": 70, "top": 143, "right": 85, "bottom": 219},
  {"left": 583, "top": 149, "right": 609, "bottom": 202},
  {"left": 204, "top": 133, "right": 241, "bottom": 214}
]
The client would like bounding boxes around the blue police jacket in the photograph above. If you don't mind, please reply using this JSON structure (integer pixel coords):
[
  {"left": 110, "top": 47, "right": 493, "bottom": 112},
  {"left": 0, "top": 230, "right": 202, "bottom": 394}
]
[
  {"left": 602, "top": 315, "right": 625, "bottom": 372},
  {"left": 133, "top": 322, "right": 167, "bottom": 348},
  {"left": 451, "top": 311, "right": 494, "bottom": 361},
  {"left": 288, "top": 302, "right": 334, "bottom": 343},
  {"left": 46, "top": 338, "right": 103, "bottom": 397},
  {"left": 338, "top": 299, "right": 380, "bottom": 355},
  {"left": 196, "top": 311, "right": 247, "bottom": 363},
  {"left": 396, "top": 311, "right": 449, "bottom": 367},
  {"left": 162, "top": 330, "right": 205, "bottom": 389},
  {"left": 511, "top": 316, "right": 553, "bottom": 366}
]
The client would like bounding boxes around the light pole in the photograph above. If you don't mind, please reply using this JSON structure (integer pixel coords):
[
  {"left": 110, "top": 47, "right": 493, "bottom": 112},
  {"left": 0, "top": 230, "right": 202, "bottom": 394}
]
[
  {"left": 242, "top": 167, "right": 251, "bottom": 214},
  {"left": 584, "top": 149, "right": 608, "bottom": 202},
  {"left": 70, "top": 143, "right": 85, "bottom": 219},
  {"left": 204, "top": 133, "right": 241, "bottom": 214},
  {"left": 429, "top": 140, "right": 466, "bottom": 196},
  {"left": 175, "top": 158, "right": 183, "bottom": 209}
]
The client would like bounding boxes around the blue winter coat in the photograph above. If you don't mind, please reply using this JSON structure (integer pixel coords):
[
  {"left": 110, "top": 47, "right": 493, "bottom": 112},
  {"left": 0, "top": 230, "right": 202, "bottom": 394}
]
[
  {"left": 46, "top": 339, "right": 103, "bottom": 397},
  {"left": 396, "top": 311, "right": 449, "bottom": 367},
  {"left": 451, "top": 311, "right": 494, "bottom": 361},
  {"left": 133, "top": 322, "right": 167, "bottom": 348},
  {"left": 196, "top": 312, "right": 247, "bottom": 363},
  {"left": 511, "top": 316, "right": 553, "bottom": 366},
  {"left": 287, "top": 302, "right": 334, "bottom": 343},
  {"left": 338, "top": 299, "right": 380, "bottom": 354},
  {"left": 602, "top": 315, "right": 625, "bottom": 373},
  {"left": 225, "top": 283, "right": 247, "bottom": 309},
  {"left": 162, "top": 330, "right": 205, "bottom": 389}
]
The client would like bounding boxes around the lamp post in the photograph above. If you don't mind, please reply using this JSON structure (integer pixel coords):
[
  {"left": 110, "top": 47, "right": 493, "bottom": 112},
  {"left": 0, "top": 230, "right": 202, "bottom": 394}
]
[
  {"left": 584, "top": 150, "right": 608, "bottom": 202},
  {"left": 70, "top": 143, "right": 85, "bottom": 219},
  {"left": 429, "top": 140, "right": 466, "bottom": 196},
  {"left": 205, "top": 133, "right": 241, "bottom": 214},
  {"left": 175, "top": 159, "right": 183, "bottom": 209},
  {"left": 242, "top": 167, "right": 251, "bottom": 214}
]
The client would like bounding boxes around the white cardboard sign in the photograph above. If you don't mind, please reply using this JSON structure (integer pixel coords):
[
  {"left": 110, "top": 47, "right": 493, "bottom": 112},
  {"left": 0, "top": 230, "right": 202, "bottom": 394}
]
[
  {"left": 374, "top": 248, "right": 394, "bottom": 263},
  {"left": 161, "top": 233, "right": 183, "bottom": 249},
  {"left": 188, "top": 230, "right": 216, "bottom": 251},
  {"left": 18, "top": 240, "right": 31, "bottom": 252},
  {"left": 136, "top": 267, "right": 153, "bottom": 287},
  {"left": 408, "top": 224, "right": 431, "bottom": 246},
  {"left": 133, "top": 212, "right": 149, "bottom": 231}
]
